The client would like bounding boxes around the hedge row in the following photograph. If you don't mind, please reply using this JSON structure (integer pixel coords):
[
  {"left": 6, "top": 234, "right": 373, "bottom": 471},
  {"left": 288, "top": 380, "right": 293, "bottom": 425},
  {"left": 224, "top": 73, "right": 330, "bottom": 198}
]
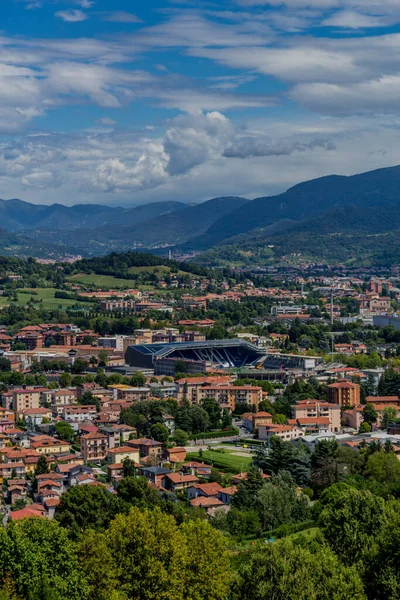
[{"left": 190, "top": 428, "right": 239, "bottom": 441}]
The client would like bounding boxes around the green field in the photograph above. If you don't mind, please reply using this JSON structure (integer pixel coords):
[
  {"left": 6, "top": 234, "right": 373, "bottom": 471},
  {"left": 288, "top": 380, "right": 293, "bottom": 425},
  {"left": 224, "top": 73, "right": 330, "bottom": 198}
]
[
  {"left": 68, "top": 273, "right": 140, "bottom": 289},
  {"left": 186, "top": 449, "right": 252, "bottom": 473},
  {"left": 284, "top": 527, "right": 319, "bottom": 543},
  {"left": 235, "top": 527, "right": 319, "bottom": 551},
  {"left": 0, "top": 288, "right": 94, "bottom": 310}
]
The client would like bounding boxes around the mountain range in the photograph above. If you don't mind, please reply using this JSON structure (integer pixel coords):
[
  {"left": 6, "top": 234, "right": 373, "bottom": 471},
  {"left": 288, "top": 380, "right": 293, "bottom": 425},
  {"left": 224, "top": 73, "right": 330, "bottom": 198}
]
[{"left": 3, "top": 164, "right": 400, "bottom": 265}]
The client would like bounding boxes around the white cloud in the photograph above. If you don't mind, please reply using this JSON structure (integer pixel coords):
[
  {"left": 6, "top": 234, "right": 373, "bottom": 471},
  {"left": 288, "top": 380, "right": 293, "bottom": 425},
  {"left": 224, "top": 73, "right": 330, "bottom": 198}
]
[
  {"left": 0, "top": 111, "right": 338, "bottom": 199},
  {"left": 96, "top": 117, "right": 117, "bottom": 126},
  {"left": 322, "top": 10, "right": 392, "bottom": 28},
  {"left": 55, "top": 9, "right": 88, "bottom": 22},
  {"left": 102, "top": 12, "right": 142, "bottom": 23}
]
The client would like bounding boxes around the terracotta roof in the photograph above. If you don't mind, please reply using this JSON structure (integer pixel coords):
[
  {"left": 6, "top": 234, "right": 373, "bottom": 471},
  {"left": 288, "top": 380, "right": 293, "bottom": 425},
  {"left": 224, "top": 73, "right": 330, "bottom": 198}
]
[
  {"left": 0, "top": 462, "right": 25, "bottom": 469},
  {"left": 190, "top": 497, "right": 225, "bottom": 507},
  {"left": 328, "top": 381, "right": 360, "bottom": 389},
  {"left": 44, "top": 498, "right": 60, "bottom": 507},
  {"left": 166, "top": 473, "right": 198, "bottom": 484},
  {"left": 190, "top": 482, "right": 223, "bottom": 496},
  {"left": 10, "top": 508, "right": 44, "bottom": 520},
  {"left": 219, "top": 486, "right": 237, "bottom": 496},
  {"left": 36, "top": 472, "right": 63, "bottom": 481}
]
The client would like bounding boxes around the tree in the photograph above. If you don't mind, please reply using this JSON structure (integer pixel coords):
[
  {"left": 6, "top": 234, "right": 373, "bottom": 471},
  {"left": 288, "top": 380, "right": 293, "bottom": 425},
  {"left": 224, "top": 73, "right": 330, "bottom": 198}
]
[
  {"left": 365, "top": 503, "right": 400, "bottom": 600},
  {"left": 221, "top": 409, "right": 232, "bottom": 429},
  {"left": 172, "top": 428, "right": 189, "bottom": 446},
  {"left": 98, "top": 350, "right": 109, "bottom": 366},
  {"left": 311, "top": 439, "right": 339, "bottom": 494},
  {"left": 122, "top": 457, "right": 136, "bottom": 478},
  {"left": 130, "top": 372, "right": 146, "bottom": 387},
  {"left": 365, "top": 451, "right": 400, "bottom": 496},
  {"left": 363, "top": 404, "right": 378, "bottom": 426},
  {"left": 35, "top": 454, "right": 49, "bottom": 476},
  {"left": 257, "top": 471, "right": 310, "bottom": 531},
  {"left": 232, "top": 539, "right": 366, "bottom": 600},
  {"left": 81, "top": 390, "right": 100, "bottom": 412},
  {"left": 0, "top": 518, "right": 87, "bottom": 600},
  {"left": 382, "top": 406, "right": 398, "bottom": 430},
  {"left": 201, "top": 398, "right": 221, "bottom": 430},
  {"left": 116, "top": 476, "right": 160, "bottom": 509},
  {"left": 180, "top": 519, "right": 231, "bottom": 600},
  {"left": 318, "top": 484, "right": 387, "bottom": 565},
  {"left": 0, "top": 358, "right": 11, "bottom": 373},
  {"left": 71, "top": 358, "right": 88, "bottom": 374},
  {"left": 189, "top": 406, "right": 210, "bottom": 435},
  {"left": 254, "top": 436, "right": 311, "bottom": 486},
  {"left": 378, "top": 367, "right": 400, "bottom": 396},
  {"left": 232, "top": 466, "right": 265, "bottom": 510},
  {"left": 150, "top": 423, "right": 169, "bottom": 447},
  {"left": 54, "top": 421, "right": 75, "bottom": 443},
  {"left": 55, "top": 484, "right": 125, "bottom": 539},
  {"left": 79, "top": 531, "right": 124, "bottom": 600},
  {"left": 44, "top": 336, "right": 56, "bottom": 348},
  {"left": 107, "top": 508, "right": 187, "bottom": 600},
  {"left": 359, "top": 421, "right": 372, "bottom": 433},
  {"left": 59, "top": 372, "right": 72, "bottom": 388}
]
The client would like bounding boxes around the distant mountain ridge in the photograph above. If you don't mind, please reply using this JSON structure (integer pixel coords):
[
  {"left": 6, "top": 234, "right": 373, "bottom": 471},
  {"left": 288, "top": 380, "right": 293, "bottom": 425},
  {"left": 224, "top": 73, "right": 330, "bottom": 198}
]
[
  {"left": 4, "top": 164, "right": 400, "bottom": 262},
  {"left": 0, "top": 199, "right": 186, "bottom": 231},
  {"left": 22, "top": 196, "right": 250, "bottom": 253}
]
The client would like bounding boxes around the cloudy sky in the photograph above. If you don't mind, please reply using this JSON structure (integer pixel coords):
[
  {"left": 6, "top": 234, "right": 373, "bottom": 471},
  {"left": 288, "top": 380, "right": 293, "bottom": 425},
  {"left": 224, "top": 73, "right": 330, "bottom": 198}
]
[{"left": 2, "top": 0, "right": 400, "bottom": 206}]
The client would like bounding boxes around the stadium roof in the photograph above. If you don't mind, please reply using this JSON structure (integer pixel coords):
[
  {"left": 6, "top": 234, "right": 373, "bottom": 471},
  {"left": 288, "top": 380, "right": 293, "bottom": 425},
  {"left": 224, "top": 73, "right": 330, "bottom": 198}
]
[{"left": 130, "top": 338, "right": 262, "bottom": 359}]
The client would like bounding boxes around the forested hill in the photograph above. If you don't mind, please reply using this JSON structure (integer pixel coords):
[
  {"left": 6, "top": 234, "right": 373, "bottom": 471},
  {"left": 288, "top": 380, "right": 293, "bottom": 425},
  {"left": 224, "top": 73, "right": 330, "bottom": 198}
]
[
  {"left": 187, "top": 165, "right": 400, "bottom": 249},
  {"left": 73, "top": 251, "right": 213, "bottom": 278}
]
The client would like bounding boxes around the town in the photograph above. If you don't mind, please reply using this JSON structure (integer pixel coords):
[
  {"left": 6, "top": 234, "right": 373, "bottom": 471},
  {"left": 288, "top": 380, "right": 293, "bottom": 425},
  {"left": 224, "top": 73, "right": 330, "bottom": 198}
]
[{"left": 0, "top": 253, "right": 399, "bottom": 598}]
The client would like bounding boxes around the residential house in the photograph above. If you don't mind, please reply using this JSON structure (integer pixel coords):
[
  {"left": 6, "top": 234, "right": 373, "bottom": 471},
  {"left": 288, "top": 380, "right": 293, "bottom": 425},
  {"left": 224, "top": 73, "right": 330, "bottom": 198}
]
[
  {"left": 106, "top": 446, "right": 140, "bottom": 464},
  {"left": 242, "top": 412, "right": 273, "bottom": 433},
  {"left": 140, "top": 466, "right": 172, "bottom": 488},
  {"left": 258, "top": 424, "right": 305, "bottom": 442},
  {"left": 165, "top": 472, "right": 198, "bottom": 492},
  {"left": 218, "top": 486, "right": 237, "bottom": 505},
  {"left": 30, "top": 436, "right": 71, "bottom": 455},
  {"left": 182, "top": 461, "right": 212, "bottom": 478},
  {"left": 80, "top": 432, "right": 108, "bottom": 463},
  {"left": 21, "top": 408, "right": 52, "bottom": 428},
  {"left": 189, "top": 496, "right": 228, "bottom": 516},
  {"left": 343, "top": 405, "right": 364, "bottom": 429},
  {"left": 187, "top": 482, "right": 224, "bottom": 500},
  {"left": 126, "top": 438, "right": 163, "bottom": 458},
  {"left": 164, "top": 447, "right": 187, "bottom": 463},
  {"left": 50, "top": 389, "right": 78, "bottom": 410}
]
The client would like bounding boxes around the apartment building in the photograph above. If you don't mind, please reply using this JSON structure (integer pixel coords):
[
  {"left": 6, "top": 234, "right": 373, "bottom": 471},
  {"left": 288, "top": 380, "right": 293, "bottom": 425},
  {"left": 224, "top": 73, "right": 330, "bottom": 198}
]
[
  {"left": 10, "top": 389, "right": 41, "bottom": 412},
  {"left": 51, "top": 389, "right": 78, "bottom": 409},
  {"left": 80, "top": 432, "right": 108, "bottom": 462},
  {"left": 62, "top": 405, "right": 98, "bottom": 426},
  {"left": 242, "top": 412, "right": 273, "bottom": 433},
  {"left": 292, "top": 400, "right": 341, "bottom": 433},
  {"left": 195, "top": 386, "right": 262, "bottom": 412},
  {"left": 175, "top": 377, "right": 238, "bottom": 403},
  {"left": 327, "top": 381, "right": 361, "bottom": 407},
  {"left": 108, "top": 385, "right": 151, "bottom": 402}
]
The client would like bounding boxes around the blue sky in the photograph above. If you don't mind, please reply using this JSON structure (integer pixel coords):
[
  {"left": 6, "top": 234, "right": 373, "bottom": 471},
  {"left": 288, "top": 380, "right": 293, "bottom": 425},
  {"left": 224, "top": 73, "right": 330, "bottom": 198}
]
[{"left": 1, "top": 0, "right": 400, "bottom": 206}]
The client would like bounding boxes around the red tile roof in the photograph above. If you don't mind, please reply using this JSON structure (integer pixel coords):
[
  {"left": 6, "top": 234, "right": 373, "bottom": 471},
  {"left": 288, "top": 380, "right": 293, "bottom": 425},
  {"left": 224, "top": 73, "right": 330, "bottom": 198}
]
[{"left": 10, "top": 508, "right": 44, "bottom": 520}]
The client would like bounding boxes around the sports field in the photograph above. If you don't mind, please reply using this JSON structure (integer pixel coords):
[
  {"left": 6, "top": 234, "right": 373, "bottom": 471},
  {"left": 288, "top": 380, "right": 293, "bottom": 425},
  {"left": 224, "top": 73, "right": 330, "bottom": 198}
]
[{"left": 186, "top": 449, "right": 252, "bottom": 473}]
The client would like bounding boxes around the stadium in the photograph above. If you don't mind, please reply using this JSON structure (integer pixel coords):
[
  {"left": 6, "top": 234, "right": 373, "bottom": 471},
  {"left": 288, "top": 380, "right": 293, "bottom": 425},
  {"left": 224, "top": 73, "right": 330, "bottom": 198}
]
[{"left": 125, "top": 339, "right": 264, "bottom": 371}]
